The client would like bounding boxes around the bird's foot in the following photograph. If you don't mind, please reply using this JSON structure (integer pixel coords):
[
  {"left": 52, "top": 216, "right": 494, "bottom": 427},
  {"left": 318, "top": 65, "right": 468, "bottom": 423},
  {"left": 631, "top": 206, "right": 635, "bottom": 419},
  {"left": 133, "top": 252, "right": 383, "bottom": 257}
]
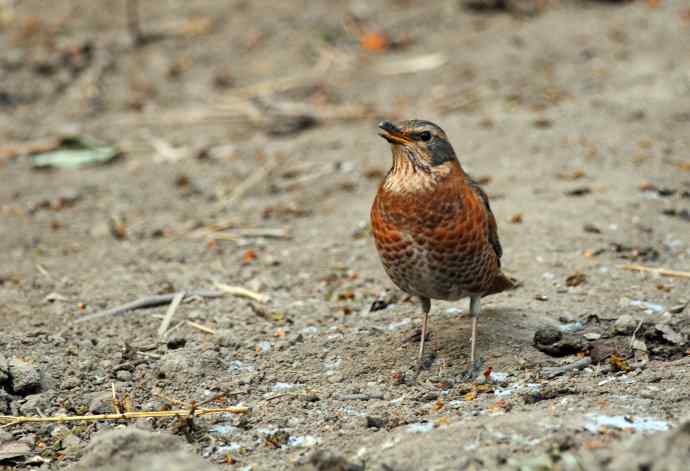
[
  {"left": 402, "top": 327, "right": 431, "bottom": 344},
  {"left": 412, "top": 351, "right": 436, "bottom": 378},
  {"left": 461, "top": 358, "right": 484, "bottom": 382}
]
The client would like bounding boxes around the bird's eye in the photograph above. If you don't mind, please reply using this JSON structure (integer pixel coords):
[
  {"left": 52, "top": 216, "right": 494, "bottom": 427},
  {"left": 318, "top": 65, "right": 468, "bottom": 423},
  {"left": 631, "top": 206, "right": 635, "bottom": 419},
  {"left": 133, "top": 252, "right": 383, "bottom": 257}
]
[{"left": 419, "top": 131, "right": 432, "bottom": 142}]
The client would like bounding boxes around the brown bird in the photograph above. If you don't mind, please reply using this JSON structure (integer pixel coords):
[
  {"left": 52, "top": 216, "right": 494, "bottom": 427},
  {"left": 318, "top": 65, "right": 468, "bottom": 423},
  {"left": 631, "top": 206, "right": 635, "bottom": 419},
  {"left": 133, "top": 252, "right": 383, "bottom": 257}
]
[{"left": 371, "top": 119, "right": 514, "bottom": 375}]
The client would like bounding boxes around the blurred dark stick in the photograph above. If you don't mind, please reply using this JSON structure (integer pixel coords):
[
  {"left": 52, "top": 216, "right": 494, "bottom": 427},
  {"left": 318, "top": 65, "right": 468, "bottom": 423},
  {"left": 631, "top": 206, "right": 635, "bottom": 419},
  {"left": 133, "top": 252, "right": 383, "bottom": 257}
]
[
  {"left": 541, "top": 357, "right": 592, "bottom": 379},
  {"left": 73, "top": 290, "right": 224, "bottom": 324},
  {"left": 126, "top": 0, "right": 144, "bottom": 46}
]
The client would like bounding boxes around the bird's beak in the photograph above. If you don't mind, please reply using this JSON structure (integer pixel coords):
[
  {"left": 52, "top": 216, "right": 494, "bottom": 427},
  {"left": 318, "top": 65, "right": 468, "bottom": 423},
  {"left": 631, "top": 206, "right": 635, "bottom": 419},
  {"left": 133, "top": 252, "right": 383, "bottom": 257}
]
[{"left": 378, "top": 121, "right": 411, "bottom": 145}]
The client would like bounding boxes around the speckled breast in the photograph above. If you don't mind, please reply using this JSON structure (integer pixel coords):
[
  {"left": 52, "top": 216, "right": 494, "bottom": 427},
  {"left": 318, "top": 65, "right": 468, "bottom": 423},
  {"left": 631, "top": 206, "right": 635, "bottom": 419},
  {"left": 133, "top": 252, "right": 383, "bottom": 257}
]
[{"left": 371, "top": 184, "right": 498, "bottom": 301}]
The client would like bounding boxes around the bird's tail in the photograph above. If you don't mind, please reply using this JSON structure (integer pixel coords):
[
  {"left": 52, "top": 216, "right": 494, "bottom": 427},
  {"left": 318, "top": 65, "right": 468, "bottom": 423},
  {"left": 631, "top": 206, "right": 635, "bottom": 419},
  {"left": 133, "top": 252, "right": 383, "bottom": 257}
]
[{"left": 484, "top": 271, "right": 520, "bottom": 296}]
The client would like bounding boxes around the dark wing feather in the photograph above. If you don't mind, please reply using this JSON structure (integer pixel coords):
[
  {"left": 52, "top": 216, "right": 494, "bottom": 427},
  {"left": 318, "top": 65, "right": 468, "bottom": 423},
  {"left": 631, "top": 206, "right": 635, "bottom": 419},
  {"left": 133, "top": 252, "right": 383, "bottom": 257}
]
[{"left": 466, "top": 175, "right": 503, "bottom": 266}]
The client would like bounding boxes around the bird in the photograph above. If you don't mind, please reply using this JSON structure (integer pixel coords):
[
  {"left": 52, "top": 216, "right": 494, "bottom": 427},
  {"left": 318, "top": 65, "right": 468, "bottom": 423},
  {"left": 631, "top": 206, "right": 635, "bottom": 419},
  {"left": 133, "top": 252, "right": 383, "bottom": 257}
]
[{"left": 370, "top": 119, "right": 514, "bottom": 376}]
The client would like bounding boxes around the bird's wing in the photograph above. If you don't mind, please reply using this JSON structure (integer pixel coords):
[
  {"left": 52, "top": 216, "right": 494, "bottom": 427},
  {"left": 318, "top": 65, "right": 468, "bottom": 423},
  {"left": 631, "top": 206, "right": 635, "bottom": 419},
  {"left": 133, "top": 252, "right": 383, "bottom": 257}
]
[{"left": 466, "top": 175, "right": 503, "bottom": 266}]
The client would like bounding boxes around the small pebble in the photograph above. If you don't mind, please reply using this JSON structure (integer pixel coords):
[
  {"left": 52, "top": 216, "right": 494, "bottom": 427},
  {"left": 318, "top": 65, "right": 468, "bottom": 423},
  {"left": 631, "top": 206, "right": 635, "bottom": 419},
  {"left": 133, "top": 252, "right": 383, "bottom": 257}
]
[
  {"left": 88, "top": 391, "right": 115, "bottom": 414},
  {"left": 328, "top": 374, "right": 344, "bottom": 384},
  {"left": 614, "top": 315, "right": 638, "bottom": 335},
  {"left": 115, "top": 370, "right": 133, "bottom": 382},
  {"left": 166, "top": 337, "right": 186, "bottom": 350},
  {"left": 669, "top": 303, "right": 687, "bottom": 314},
  {"left": 364, "top": 416, "right": 385, "bottom": 429},
  {"left": 9, "top": 358, "right": 41, "bottom": 395},
  {"left": 0, "top": 355, "right": 9, "bottom": 384}
]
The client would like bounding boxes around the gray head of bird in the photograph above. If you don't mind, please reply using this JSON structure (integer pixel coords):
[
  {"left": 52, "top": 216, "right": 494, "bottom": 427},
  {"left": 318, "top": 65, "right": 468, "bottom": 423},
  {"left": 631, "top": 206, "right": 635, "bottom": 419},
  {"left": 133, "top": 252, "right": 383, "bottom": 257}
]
[{"left": 378, "top": 119, "right": 458, "bottom": 171}]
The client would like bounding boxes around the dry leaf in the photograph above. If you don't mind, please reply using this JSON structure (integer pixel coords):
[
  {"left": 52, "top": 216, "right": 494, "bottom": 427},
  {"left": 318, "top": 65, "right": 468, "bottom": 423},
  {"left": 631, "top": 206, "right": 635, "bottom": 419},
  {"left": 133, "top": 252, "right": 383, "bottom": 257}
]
[
  {"left": 584, "top": 439, "right": 606, "bottom": 449},
  {"left": 565, "top": 187, "right": 592, "bottom": 197},
  {"left": 609, "top": 353, "right": 631, "bottom": 372},
  {"left": 639, "top": 180, "right": 657, "bottom": 192},
  {"left": 242, "top": 249, "right": 257, "bottom": 264},
  {"left": 510, "top": 213, "right": 523, "bottom": 224},
  {"left": 360, "top": 31, "right": 389, "bottom": 51},
  {"left": 565, "top": 272, "right": 587, "bottom": 287},
  {"left": 557, "top": 169, "right": 585, "bottom": 181},
  {"left": 677, "top": 161, "right": 690, "bottom": 172},
  {"left": 431, "top": 399, "right": 444, "bottom": 412},
  {"left": 178, "top": 16, "right": 214, "bottom": 37},
  {"left": 464, "top": 390, "right": 477, "bottom": 401},
  {"left": 434, "top": 416, "right": 449, "bottom": 426},
  {"left": 488, "top": 399, "right": 512, "bottom": 413}
]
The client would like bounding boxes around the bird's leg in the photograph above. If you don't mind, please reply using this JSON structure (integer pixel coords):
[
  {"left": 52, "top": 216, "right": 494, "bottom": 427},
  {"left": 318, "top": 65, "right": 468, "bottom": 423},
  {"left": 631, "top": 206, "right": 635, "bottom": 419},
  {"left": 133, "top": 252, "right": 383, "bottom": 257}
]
[
  {"left": 463, "top": 296, "right": 483, "bottom": 380},
  {"left": 415, "top": 297, "right": 431, "bottom": 374}
]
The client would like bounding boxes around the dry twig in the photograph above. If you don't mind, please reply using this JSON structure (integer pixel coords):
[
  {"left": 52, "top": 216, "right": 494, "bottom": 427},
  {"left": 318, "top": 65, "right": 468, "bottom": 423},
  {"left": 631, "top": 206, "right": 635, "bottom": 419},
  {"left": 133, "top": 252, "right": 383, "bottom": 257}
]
[
  {"left": 73, "top": 290, "right": 223, "bottom": 323},
  {"left": 0, "top": 406, "right": 249, "bottom": 428},
  {"left": 621, "top": 264, "right": 690, "bottom": 279},
  {"left": 186, "top": 320, "right": 217, "bottom": 335},
  {"left": 212, "top": 281, "right": 269, "bottom": 303},
  {"left": 199, "top": 227, "right": 291, "bottom": 241},
  {"left": 541, "top": 357, "right": 592, "bottom": 379},
  {"left": 334, "top": 393, "right": 385, "bottom": 401},
  {"left": 126, "top": 0, "right": 144, "bottom": 45},
  {"left": 0, "top": 137, "right": 62, "bottom": 161},
  {"left": 158, "top": 291, "right": 185, "bottom": 338},
  {"left": 375, "top": 53, "right": 447, "bottom": 75}
]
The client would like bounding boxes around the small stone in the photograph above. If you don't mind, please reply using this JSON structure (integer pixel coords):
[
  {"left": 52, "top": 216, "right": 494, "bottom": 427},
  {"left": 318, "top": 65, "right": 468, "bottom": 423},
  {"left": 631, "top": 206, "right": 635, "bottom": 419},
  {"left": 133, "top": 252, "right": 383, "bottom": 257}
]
[
  {"left": 61, "top": 376, "right": 81, "bottom": 390},
  {"left": 214, "top": 330, "right": 238, "bottom": 348},
  {"left": 669, "top": 303, "right": 687, "bottom": 314},
  {"left": 0, "top": 389, "right": 11, "bottom": 414},
  {"left": 584, "top": 332, "right": 602, "bottom": 340},
  {"left": 309, "top": 450, "right": 363, "bottom": 471},
  {"left": 200, "top": 350, "right": 219, "bottom": 367},
  {"left": 0, "top": 441, "right": 31, "bottom": 461},
  {"left": 142, "top": 401, "right": 162, "bottom": 412},
  {"left": 614, "top": 315, "right": 638, "bottom": 335},
  {"left": 0, "top": 355, "right": 8, "bottom": 384},
  {"left": 364, "top": 416, "right": 385, "bottom": 429},
  {"left": 9, "top": 358, "right": 41, "bottom": 395},
  {"left": 328, "top": 374, "right": 344, "bottom": 384},
  {"left": 18, "top": 392, "right": 51, "bottom": 415},
  {"left": 655, "top": 324, "right": 684, "bottom": 345},
  {"left": 534, "top": 326, "right": 562, "bottom": 345},
  {"left": 158, "top": 351, "right": 193, "bottom": 378},
  {"left": 88, "top": 391, "right": 115, "bottom": 414},
  {"left": 166, "top": 337, "right": 186, "bottom": 350},
  {"left": 534, "top": 326, "right": 588, "bottom": 357},
  {"left": 62, "top": 433, "right": 83, "bottom": 453},
  {"left": 115, "top": 370, "right": 133, "bottom": 382}
]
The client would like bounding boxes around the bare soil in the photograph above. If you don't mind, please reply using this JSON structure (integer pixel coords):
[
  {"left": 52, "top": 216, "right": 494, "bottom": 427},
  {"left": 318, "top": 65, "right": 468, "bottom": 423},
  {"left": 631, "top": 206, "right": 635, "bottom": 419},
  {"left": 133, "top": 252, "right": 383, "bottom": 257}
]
[{"left": 1, "top": 1, "right": 689, "bottom": 470}]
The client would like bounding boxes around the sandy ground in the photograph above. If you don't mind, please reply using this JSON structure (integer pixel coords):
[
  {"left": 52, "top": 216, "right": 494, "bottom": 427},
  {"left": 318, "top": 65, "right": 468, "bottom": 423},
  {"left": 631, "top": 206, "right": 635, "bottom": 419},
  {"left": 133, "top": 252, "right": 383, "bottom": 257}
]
[{"left": 1, "top": 0, "right": 689, "bottom": 469}]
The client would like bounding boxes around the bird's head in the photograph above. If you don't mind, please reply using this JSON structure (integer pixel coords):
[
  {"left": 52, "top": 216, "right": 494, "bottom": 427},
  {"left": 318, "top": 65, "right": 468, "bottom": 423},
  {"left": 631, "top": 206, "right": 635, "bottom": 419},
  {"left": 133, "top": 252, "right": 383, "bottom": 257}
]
[{"left": 378, "top": 119, "right": 458, "bottom": 172}]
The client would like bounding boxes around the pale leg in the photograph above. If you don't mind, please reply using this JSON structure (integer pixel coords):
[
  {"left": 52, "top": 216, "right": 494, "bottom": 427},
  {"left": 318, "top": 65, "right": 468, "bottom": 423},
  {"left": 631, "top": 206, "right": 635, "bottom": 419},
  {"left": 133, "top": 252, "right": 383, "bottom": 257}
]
[
  {"left": 464, "top": 295, "right": 482, "bottom": 379},
  {"left": 416, "top": 297, "right": 431, "bottom": 374}
]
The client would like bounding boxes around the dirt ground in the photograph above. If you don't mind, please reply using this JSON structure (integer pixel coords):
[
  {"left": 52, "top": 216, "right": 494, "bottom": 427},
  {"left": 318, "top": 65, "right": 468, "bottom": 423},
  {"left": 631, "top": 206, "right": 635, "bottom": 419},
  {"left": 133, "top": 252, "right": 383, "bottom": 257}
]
[{"left": 1, "top": 0, "right": 690, "bottom": 469}]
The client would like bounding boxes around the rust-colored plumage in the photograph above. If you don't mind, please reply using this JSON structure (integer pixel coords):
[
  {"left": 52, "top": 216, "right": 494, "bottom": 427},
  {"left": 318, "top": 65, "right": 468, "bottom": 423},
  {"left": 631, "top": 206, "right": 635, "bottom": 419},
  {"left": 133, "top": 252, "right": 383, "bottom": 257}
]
[{"left": 371, "top": 119, "right": 513, "bottom": 375}]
